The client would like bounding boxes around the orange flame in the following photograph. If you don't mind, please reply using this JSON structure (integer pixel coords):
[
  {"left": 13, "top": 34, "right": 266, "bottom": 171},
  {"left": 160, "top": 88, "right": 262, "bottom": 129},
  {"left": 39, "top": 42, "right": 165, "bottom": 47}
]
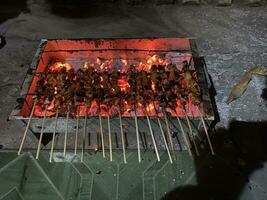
[
  {"left": 117, "top": 78, "right": 130, "bottom": 92},
  {"left": 54, "top": 87, "right": 58, "bottom": 95},
  {"left": 96, "top": 58, "right": 102, "bottom": 65},
  {"left": 146, "top": 102, "right": 154, "bottom": 113},
  {"left": 47, "top": 98, "right": 55, "bottom": 110},
  {"left": 49, "top": 62, "right": 72, "bottom": 71},
  {"left": 121, "top": 59, "right": 128, "bottom": 66},
  {"left": 151, "top": 81, "right": 156, "bottom": 92}
]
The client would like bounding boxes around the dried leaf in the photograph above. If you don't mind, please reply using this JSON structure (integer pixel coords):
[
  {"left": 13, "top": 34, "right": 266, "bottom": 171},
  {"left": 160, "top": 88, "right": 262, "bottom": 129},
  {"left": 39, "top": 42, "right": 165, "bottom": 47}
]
[{"left": 227, "top": 66, "right": 265, "bottom": 104}]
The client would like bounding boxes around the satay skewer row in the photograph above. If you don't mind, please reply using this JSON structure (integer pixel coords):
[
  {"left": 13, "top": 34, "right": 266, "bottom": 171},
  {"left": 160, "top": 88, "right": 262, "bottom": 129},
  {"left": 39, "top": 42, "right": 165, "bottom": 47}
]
[
  {"left": 145, "top": 108, "right": 160, "bottom": 162},
  {"left": 198, "top": 107, "right": 215, "bottom": 155},
  {"left": 119, "top": 111, "right": 127, "bottom": 164},
  {"left": 138, "top": 70, "right": 161, "bottom": 161},
  {"left": 140, "top": 97, "right": 160, "bottom": 162},
  {"left": 133, "top": 104, "right": 141, "bottom": 163},
  {"left": 135, "top": 73, "right": 160, "bottom": 162},
  {"left": 36, "top": 103, "right": 48, "bottom": 159},
  {"left": 81, "top": 106, "right": 88, "bottom": 162},
  {"left": 183, "top": 108, "right": 199, "bottom": 156},
  {"left": 101, "top": 100, "right": 113, "bottom": 161},
  {"left": 183, "top": 105, "right": 199, "bottom": 156},
  {"left": 152, "top": 101, "right": 173, "bottom": 164},
  {"left": 18, "top": 98, "right": 38, "bottom": 155},
  {"left": 98, "top": 114, "right": 105, "bottom": 158},
  {"left": 164, "top": 113, "right": 176, "bottom": 160},
  {"left": 74, "top": 105, "right": 80, "bottom": 156},
  {"left": 107, "top": 114, "right": 112, "bottom": 161},
  {"left": 63, "top": 105, "right": 70, "bottom": 158},
  {"left": 151, "top": 69, "right": 176, "bottom": 160},
  {"left": 49, "top": 109, "right": 59, "bottom": 162},
  {"left": 149, "top": 81, "right": 173, "bottom": 164},
  {"left": 163, "top": 96, "right": 193, "bottom": 157},
  {"left": 151, "top": 66, "right": 180, "bottom": 160},
  {"left": 176, "top": 115, "right": 193, "bottom": 157},
  {"left": 129, "top": 67, "right": 142, "bottom": 162},
  {"left": 167, "top": 99, "right": 193, "bottom": 157}
]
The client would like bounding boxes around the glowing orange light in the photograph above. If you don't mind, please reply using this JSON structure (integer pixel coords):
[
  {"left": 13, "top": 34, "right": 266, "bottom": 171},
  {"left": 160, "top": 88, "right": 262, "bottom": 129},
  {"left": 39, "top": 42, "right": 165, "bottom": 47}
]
[
  {"left": 83, "top": 62, "right": 89, "bottom": 69},
  {"left": 47, "top": 98, "right": 55, "bottom": 110},
  {"left": 54, "top": 87, "right": 58, "bottom": 95},
  {"left": 117, "top": 78, "right": 130, "bottom": 92},
  {"left": 49, "top": 62, "right": 72, "bottom": 71},
  {"left": 151, "top": 82, "right": 156, "bottom": 92},
  {"left": 96, "top": 58, "right": 102, "bottom": 65},
  {"left": 121, "top": 59, "right": 128, "bottom": 66},
  {"left": 99, "top": 63, "right": 105, "bottom": 70},
  {"left": 146, "top": 102, "right": 154, "bottom": 113}
]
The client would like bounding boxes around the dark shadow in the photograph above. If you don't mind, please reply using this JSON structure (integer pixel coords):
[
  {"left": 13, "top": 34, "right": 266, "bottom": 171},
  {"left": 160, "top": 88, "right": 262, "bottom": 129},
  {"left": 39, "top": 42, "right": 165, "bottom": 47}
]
[
  {"left": 162, "top": 121, "right": 267, "bottom": 200},
  {"left": 0, "top": 0, "right": 29, "bottom": 24},
  {"left": 261, "top": 75, "right": 267, "bottom": 107},
  {"left": 33, "top": 132, "right": 56, "bottom": 146},
  {"left": 0, "top": 35, "right": 6, "bottom": 49},
  {"left": 45, "top": 0, "right": 126, "bottom": 19}
]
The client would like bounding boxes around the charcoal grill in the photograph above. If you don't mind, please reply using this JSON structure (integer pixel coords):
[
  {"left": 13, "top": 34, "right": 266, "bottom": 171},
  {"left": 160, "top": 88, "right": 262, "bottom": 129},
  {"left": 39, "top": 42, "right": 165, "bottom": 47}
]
[{"left": 10, "top": 37, "right": 216, "bottom": 163}]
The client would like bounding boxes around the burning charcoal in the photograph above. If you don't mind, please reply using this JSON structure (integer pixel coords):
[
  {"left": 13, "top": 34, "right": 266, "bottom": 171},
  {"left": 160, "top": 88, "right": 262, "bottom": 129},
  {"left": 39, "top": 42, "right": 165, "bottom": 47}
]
[
  {"left": 158, "top": 65, "right": 165, "bottom": 72},
  {"left": 151, "top": 65, "right": 158, "bottom": 72},
  {"left": 30, "top": 54, "right": 203, "bottom": 118},
  {"left": 151, "top": 71, "right": 158, "bottom": 82}
]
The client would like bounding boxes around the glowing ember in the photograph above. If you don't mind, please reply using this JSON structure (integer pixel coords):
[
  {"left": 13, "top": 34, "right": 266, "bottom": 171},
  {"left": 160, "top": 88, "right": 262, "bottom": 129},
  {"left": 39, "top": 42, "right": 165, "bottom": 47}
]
[
  {"left": 30, "top": 53, "right": 203, "bottom": 118},
  {"left": 146, "top": 102, "right": 155, "bottom": 113},
  {"left": 49, "top": 62, "right": 72, "bottom": 71},
  {"left": 117, "top": 78, "right": 130, "bottom": 92}
]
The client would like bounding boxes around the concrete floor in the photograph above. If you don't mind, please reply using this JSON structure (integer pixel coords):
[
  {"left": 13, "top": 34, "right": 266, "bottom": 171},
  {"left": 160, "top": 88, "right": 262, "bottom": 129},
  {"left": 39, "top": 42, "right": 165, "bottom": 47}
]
[{"left": 0, "top": 1, "right": 266, "bottom": 199}]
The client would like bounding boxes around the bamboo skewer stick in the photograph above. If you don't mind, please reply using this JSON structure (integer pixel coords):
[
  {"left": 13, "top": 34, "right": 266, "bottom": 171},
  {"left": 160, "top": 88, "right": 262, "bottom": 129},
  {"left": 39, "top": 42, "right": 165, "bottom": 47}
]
[
  {"left": 107, "top": 115, "right": 113, "bottom": 161},
  {"left": 18, "top": 98, "right": 37, "bottom": 155},
  {"left": 36, "top": 104, "right": 48, "bottom": 159},
  {"left": 185, "top": 114, "right": 199, "bottom": 156},
  {"left": 74, "top": 106, "right": 80, "bottom": 155},
  {"left": 157, "top": 117, "right": 173, "bottom": 164},
  {"left": 164, "top": 113, "right": 176, "bottom": 160},
  {"left": 63, "top": 106, "right": 70, "bottom": 158},
  {"left": 176, "top": 116, "right": 193, "bottom": 157},
  {"left": 81, "top": 107, "right": 88, "bottom": 162},
  {"left": 200, "top": 114, "right": 215, "bottom": 155},
  {"left": 49, "top": 109, "right": 59, "bottom": 162},
  {"left": 134, "top": 115, "right": 141, "bottom": 163},
  {"left": 119, "top": 112, "right": 127, "bottom": 164},
  {"left": 146, "top": 114, "right": 160, "bottom": 162},
  {"left": 151, "top": 100, "right": 172, "bottom": 163},
  {"left": 99, "top": 115, "right": 105, "bottom": 158}
]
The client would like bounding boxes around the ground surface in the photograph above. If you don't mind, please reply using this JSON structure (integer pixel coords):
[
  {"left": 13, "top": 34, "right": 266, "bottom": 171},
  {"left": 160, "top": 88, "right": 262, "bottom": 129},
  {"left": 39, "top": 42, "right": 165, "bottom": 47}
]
[{"left": 0, "top": 0, "right": 266, "bottom": 199}]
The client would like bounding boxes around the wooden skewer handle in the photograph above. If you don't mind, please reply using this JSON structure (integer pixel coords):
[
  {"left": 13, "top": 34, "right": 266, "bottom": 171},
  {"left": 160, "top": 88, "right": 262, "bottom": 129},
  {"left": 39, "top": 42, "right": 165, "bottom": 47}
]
[
  {"left": 99, "top": 115, "right": 105, "bottom": 158},
  {"left": 107, "top": 115, "right": 113, "bottom": 161},
  {"left": 146, "top": 115, "right": 160, "bottom": 162},
  {"left": 81, "top": 111, "right": 88, "bottom": 162},
  {"left": 119, "top": 112, "right": 127, "bottom": 164},
  {"left": 185, "top": 114, "right": 199, "bottom": 156},
  {"left": 74, "top": 111, "right": 80, "bottom": 155},
  {"left": 157, "top": 118, "right": 173, "bottom": 164},
  {"left": 164, "top": 114, "right": 176, "bottom": 160},
  {"left": 134, "top": 115, "right": 141, "bottom": 163},
  {"left": 36, "top": 105, "right": 48, "bottom": 159},
  {"left": 200, "top": 115, "right": 215, "bottom": 155},
  {"left": 18, "top": 99, "right": 37, "bottom": 155},
  {"left": 63, "top": 110, "right": 69, "bottom": 158},
  {"left": 177, "top": 116, "right": 193, "bottom": 157},
  {"left": 49, "top": 109, "right": 59, "bottom": 162}
]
